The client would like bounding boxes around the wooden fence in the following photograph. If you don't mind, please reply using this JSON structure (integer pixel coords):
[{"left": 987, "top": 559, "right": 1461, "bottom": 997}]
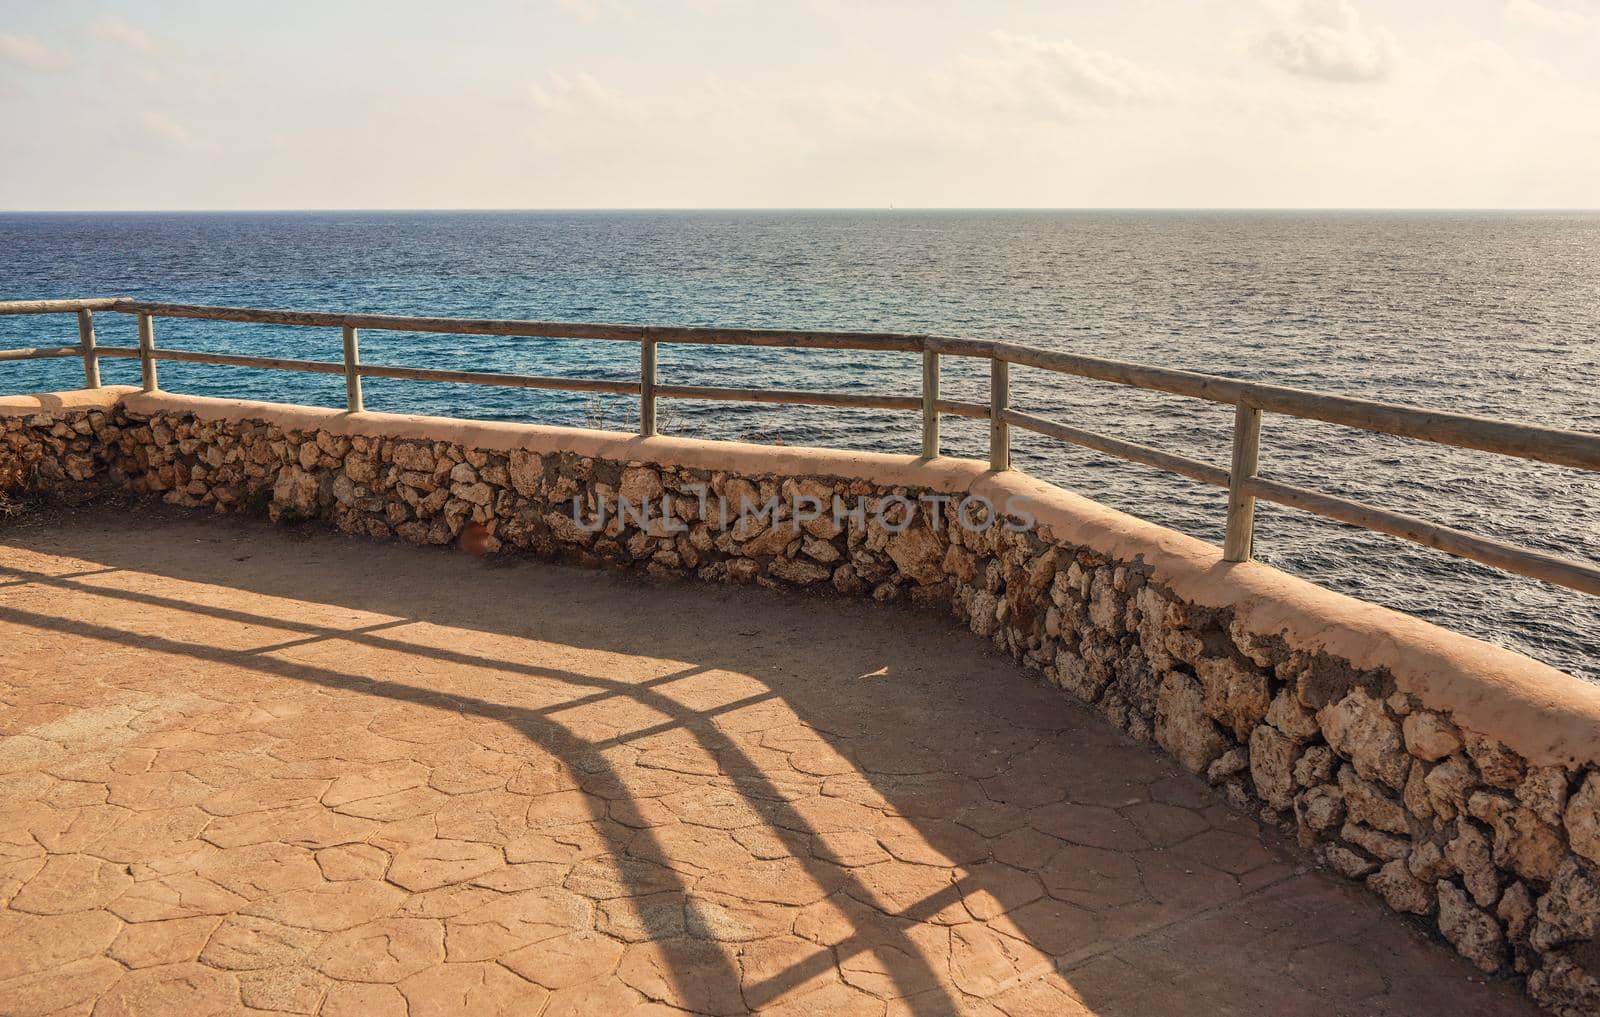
[{"left": 3, "top": 297, "right": 1598, "bottom": 596}]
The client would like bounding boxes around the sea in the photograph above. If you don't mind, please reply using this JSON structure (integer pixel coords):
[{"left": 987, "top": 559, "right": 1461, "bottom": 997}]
[{"left": 1, "top": 210, "right": 1596, "bottom": 681}]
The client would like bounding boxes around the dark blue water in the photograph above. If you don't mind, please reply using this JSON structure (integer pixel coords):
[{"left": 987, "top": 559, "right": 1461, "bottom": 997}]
[{"left": 2, "top": 211, "right": 1597, "bottom": 680}]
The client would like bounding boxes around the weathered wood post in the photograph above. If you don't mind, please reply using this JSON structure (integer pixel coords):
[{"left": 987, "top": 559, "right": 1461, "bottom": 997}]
[
  {"left": 1224, "top": 402, "right": 1263, "bottom": 562},
  {"left": 639, "top": 338, "right": 657, "bottom": 437},
  {"left": 921, "top": 349, "right": 940, "bottom": 459},
  {"left": 989, "top": 357, "right": 1009, "bottom": 471},
  {"left": 342, "top": 325, "right": 363, "bottom": 412},
  {"left": 76, "top": 309, "right": 100, "bottom": 389},
  {"left": 137, "top": 314, "right": 158, "bottom": 392}
]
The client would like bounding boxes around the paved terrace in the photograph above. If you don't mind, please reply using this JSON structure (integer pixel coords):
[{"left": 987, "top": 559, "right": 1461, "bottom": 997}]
[{"left": 0, "top": 510, "right": 1537, "bottom": 1017}]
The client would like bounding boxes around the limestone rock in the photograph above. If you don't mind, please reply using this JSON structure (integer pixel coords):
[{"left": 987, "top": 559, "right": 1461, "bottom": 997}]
[
  {"left": 1446, "top": 820, "right": 1501, "bottom": 908},
  {"left": 272, "top": 466, "right": 319, "bottom": 516},
  {"left": 344, "top": 452, "right": 378, "bottom": 484},
  {"left": 1326, "top": 845, "right": 1376, "bottom": 879},
  {"left": 508, "top": 450, "right": 542, "bottom": 498},
  {"left": 1341, "top": 822, "right": 1409, "bottom": 862},
  {"left": 887, "top": 524, "right": 945, "bottom": 586},
  {"left": 767, "top": 557, "right": 831, "bottom": 587},
  {"left": 1408, "top": 839, "right": 1452, "bottom": 883},
  {"left": 1402, "top": 711, "right": 1462, "bottom": 762},
  {"left": 1055, "top": 651, "right": 1109, "bottom": 704},
  {"left": 1368, "top": 859, "right": 1431, "bottom": 915},
  {"left": 1265, "top": 689, "right": 1319, "bottom": 742},
  {"left": 1249, "top": 725, "right": 1297, "bottom": 811},
  {"left": 1402, "top": 762, "right": 1435, "bottom": 823},
  {"left": 1086, "top": 570, "right": 1121, "bottom": 632},
  {"left": 831, "top": 564, "right": 866, "bottom": 597},
  {"left": 1565, "top": 772, "right": 1600, "bottom": 866},
  {"left": 969, "top": 591, "right": 1001, "bottom": 638},
  {"left": 1528, "top": 956, "right": 1600, "bottom": 1017},
  {"left": 1424, "top": 754, "right": 1478, "bottom": 821},
  {"left": 942, "top": 545, "right": 976, "bottom": 583},
  {"left": 1196, "top": 656, "right": 1270, "bottom": 742},
  {"left": 1462, "top": 732, "right": 1524, "bottom": 791},
  {"left": 1516, "top": 766, "right": 1568, "bottom": 828},
  {"left": 391, "top": 443, "right": 434, "bottom": 472},
  {"left": 1294, "top": 745, "right": 1336, "bottom": 788},
  {"left": 1437, "top": 880, "right": 1506, "bottom": 974},
  {"left": 1295, "top": 785, "right": 1345, "bottom": 844},
  {"left": 1468, "top": 792, "right": 1565, "bottom": 884},
  {"left": 1154, "top": 673, "right": 1229, "bottom": 775},
  {"left": 619, "top": 466, "right": 662, "bottom": 506},
  {"left": 1207, "top": 747, "right": 1249, "bottom": 785},
  {"left": 1498, "top": 880, "right": 1534, "bottom": 950},
  {"left": 1533, "top": 858, "right": 1600, "bottom": 951},
  {"left": 1319, "top": 690, "right": 1409, "bottom": 790},
  {"left": 1338, "top": 766, "right": 1409, "bottom": 835}
]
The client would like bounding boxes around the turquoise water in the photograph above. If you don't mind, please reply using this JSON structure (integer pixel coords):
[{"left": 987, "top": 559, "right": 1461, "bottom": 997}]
[{"left": 2, "top": 210, "right": 1596, "bottom": 678}]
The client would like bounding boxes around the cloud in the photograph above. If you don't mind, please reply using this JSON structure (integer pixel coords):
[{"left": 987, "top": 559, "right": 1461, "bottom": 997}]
[
  {"left": 0, "top": 32, "right": 72, "bottom": 71},
  {"left": 1251, "top": 0, "right": 1399, "bottom": 83},
  {"left": 527, "top": 70, "right": 634, "bottom": 119},
  {"left": 935, "top": 30, "right": 1173, "bottom": 123},
  {"left": 137, "top": 111, "right": 193, "bottom": 148},
  {"left": 91, "top": 15, "right": 155, "bottom": 52},
  {"left": 1504, "top": 0, "right": 1599, "bottom": 32}
]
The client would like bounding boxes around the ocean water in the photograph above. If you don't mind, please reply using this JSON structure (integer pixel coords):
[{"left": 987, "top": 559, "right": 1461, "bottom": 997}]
[{"left": 2, "top": 210, "right": 1596, "bottom": 680}]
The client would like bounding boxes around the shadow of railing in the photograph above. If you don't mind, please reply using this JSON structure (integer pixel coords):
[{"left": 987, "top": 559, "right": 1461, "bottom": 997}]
[{"left": 0, "top": 510, "right": 1541, "bottom": 1016}]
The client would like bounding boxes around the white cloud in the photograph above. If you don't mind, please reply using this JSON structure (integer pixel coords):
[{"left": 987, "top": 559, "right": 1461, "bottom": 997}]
[
  {"left": 935, "top": 30, "right": 1173, "bottom": 124},
  {"left": 90, "top": 15, "right": 155, "bottom": 52},
  {"left": 527, "top": 70, "right": 634, "bottom": 119},
  {"left": 1251, "top": 0, "right": 1399, "bottom": 83},
  {"left": 0, "top": 32, "right": 72, "bottom": 71},
  {"left": 1504, "top": 0, "right": 1599, "bottom": 32},
  {"left": 137, "top": 111, "right": 193, "bottom": 148}
]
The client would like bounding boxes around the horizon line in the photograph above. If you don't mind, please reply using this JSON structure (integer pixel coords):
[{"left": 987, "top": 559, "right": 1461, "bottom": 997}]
[{"left": 3, "top": 206, "right": 1599, "bottom": 215}]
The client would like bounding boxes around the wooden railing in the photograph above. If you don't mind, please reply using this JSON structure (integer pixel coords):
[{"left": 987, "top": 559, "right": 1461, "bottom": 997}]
[{"left": 4, "top": 297, "right": 1599, "bottom": 596}]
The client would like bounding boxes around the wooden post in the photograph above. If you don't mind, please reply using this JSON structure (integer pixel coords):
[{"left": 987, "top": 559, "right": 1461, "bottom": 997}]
[
  {"left": 921, "top": 350, "right": 940, "bottom": 459},
  {"left": 76, "top": 309, "right": 100, "bottom": 389},
  {"left": 1224, "top": 402, "right": 1263, "bottom": 562},
  {"left": 137, "top": 314, "right": 158, "bottom": 392},
  {"left": 989, "top": 358, "right": 1009, "bottom": 471},
  {"left": 639, "top": 338, "right": 657, "bottom": 437},
  {"left": 342, "top": 326, "right": 363, "bottom": 412}
]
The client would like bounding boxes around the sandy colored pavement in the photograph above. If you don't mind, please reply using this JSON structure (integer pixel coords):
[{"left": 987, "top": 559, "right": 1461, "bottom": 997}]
[{"left": 0, "top": 509, "right": 1537, "bottom": 1017}]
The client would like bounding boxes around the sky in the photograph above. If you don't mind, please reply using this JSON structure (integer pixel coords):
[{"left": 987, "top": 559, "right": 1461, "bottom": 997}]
[{"left": 1, "top": 0, "right": 1598, "bottom": 210}]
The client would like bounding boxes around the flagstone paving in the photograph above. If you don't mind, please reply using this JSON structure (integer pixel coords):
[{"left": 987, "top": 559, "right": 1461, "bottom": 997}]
[{"left": 0, "top": 511, "right": 1539, "bottom": 1016}]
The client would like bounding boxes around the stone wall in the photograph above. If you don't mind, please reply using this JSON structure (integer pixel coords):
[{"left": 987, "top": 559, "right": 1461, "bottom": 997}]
[
  {"left": 5, "top": 388, "right": 1600, "bottom": 1015},
  {"left": 0, "top": 391, "right": 126, "bottom": 509}
]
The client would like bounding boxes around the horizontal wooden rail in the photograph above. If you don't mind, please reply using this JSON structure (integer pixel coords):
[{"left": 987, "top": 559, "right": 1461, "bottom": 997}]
[
  {"left": 3, "top": 297, "right": 1598, "bottom": 602},
  {"left": 117, "top": 301, "right": 929, "bottom": 353},
  {"left": 941, "top": 338, "right": 1600, "bottom": 474},
  {"left": 72, "top": 346, "right": 638, "bottom": 397},
  {"left": 656, "top": 384, "right": 919, "bottom": 413},
  {"left": 1002, "top": 408, "right": 1230, "bottom": 488},
  {"left": 357, "top": 363, "right": 636, "bottom": 395},
  {"left": 0, "top": 298, "right": 125, "bottom": 315},
  {"left": 0, "top": 346, "right": 83, "bottom": 363},
  {"left": 1246, "top": 477, "right": 1600, "bottom": 597},
  {"left": 148, "top": 348, "right": 347, "bottom": 376},
  {"left": 935, "top": 399, "right": 990, "bottom": 421}
]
